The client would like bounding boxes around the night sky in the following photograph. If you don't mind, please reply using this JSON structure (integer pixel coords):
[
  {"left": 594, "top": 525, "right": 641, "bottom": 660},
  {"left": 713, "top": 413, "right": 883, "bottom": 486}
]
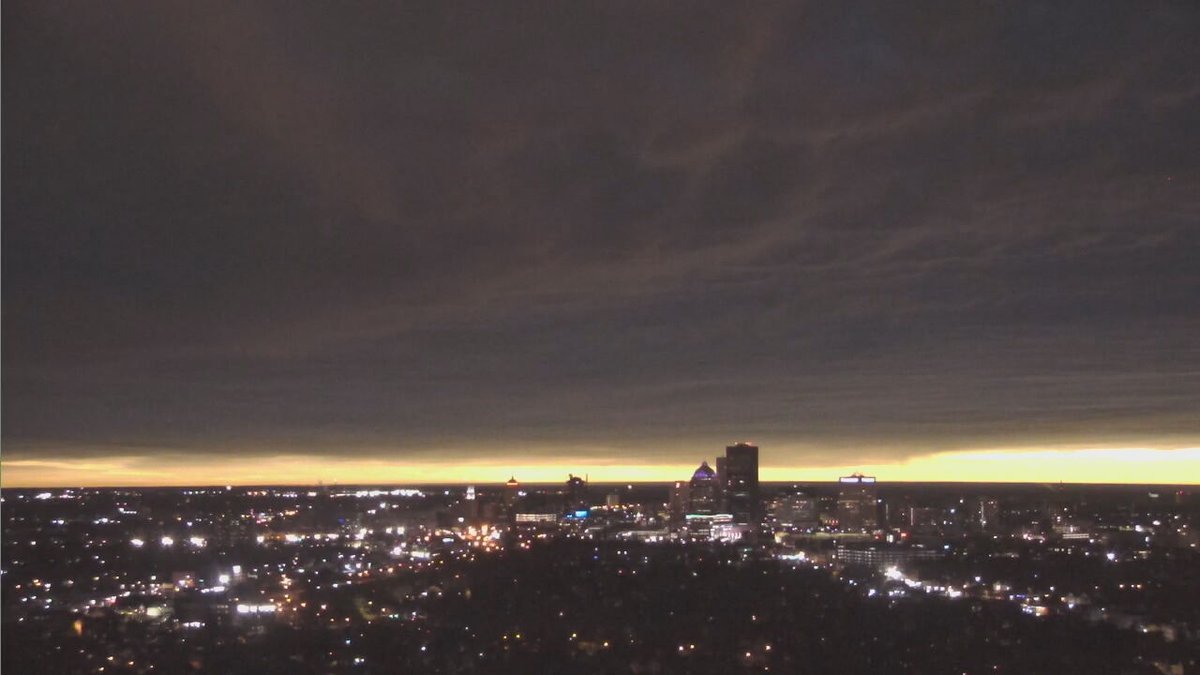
[{"left": 4, "top": 3, "right": 1198, "bottom": 486}]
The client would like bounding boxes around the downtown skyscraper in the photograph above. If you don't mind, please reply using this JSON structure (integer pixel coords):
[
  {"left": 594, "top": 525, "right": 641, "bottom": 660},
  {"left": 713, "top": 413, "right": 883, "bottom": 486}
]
[{"left": 723, "top": 442, "right": 760, "bottom": 524}]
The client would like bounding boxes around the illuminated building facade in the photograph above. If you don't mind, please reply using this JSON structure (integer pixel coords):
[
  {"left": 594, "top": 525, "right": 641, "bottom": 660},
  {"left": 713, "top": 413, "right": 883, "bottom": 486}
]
[
  {"left": 669, "top": 481, "right": 689, "bottom": 523},
  {"left": 687, "top": 461, "right": 719, "bottom": 515},
  {"left": 504, "top": 476, "right": 520, "bottom": 507},
  {"left": 837, "top": 473, "right": 878, "bottom": 530},
  {"left": 504, "top": 476, "right": 521, "bottom": 523},
  {"left": 771, "top": 491, "right": 818, "bottom": 529},
  {"left": 977, "top": 497, "right": 1000, "bottom": 531},
  {"left": 723, "top": 442, "right": 760, "bottom": 524},
  {"left": 834, "top": 544, "right": 942, "bottom": 569}
]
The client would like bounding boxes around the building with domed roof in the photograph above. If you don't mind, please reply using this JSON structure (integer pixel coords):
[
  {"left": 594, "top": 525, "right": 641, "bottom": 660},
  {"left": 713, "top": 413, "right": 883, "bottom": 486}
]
[{"left": 688, "top": 461, "right": 719, "bottom": 515}]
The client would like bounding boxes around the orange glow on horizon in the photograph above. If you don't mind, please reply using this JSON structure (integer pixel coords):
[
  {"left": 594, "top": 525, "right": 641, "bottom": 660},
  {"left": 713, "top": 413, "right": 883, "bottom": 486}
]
[{"left": 1, "top": 447, "right": 1197, "bottom": 488}]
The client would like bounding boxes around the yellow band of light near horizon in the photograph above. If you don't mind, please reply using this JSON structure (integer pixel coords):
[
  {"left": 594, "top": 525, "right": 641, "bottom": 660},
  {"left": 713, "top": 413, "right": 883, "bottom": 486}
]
[{"left": 1, "top": 447, "right": 1197, "bottom": 488}]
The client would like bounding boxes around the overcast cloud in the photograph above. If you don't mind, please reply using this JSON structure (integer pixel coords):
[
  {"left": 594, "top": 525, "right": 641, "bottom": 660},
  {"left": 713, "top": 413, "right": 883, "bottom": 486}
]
[{"left": 4, "top": 2, "right": 1198, "bottom": 467}]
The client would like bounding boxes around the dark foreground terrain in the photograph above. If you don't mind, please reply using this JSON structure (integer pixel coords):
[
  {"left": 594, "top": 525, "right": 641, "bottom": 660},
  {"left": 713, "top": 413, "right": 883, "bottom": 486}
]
[{"left": 5, "top": 539, "right": 1196, "bottom": 674}]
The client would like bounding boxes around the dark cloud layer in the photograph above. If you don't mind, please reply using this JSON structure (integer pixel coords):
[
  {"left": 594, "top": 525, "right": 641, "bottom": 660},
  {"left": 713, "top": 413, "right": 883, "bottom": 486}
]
[{"left": 4, "top": 2, "right": 1199, "bottom": 466}]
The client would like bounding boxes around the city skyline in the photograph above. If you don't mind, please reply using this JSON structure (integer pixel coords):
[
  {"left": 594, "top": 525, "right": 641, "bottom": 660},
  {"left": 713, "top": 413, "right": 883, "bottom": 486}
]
[
  {"left": 5, "top": 5, "right": 1199, "bottom": 673},
  {"left": 7, "top": 477, "right": 1193, "bottom": 672},
  {"left": 5, "top": 3, "right": 1198, "bottom": 488}
]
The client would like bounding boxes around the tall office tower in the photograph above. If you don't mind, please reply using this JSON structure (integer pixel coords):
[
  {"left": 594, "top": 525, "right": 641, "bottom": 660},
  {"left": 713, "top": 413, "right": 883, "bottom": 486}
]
[
  {"left": 669, "top": 481, "right": 690, "bottom": 523},
  {"left": 724, "top": 442, "right": 760, "bottom": 524},
  {"left": 687, "top": 461, "right": 719, "bottom": 515},
  {"left": 501, "top": 476, "right": 521, "bottom": 524},
  {"left": 504, "top": 476, "right": 520, "bottom": 509},
  {"left": 715, "top": 456, "right": 728, "bottom": 507},
  {"left": 836, "top": 473, "right": 878, "bottom": 530}
]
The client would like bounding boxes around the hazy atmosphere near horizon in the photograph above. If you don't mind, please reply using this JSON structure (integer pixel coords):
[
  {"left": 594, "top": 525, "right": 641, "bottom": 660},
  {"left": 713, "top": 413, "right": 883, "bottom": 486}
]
[{"left": 4, "top": 2, "right": 1198, "bottom": 487}]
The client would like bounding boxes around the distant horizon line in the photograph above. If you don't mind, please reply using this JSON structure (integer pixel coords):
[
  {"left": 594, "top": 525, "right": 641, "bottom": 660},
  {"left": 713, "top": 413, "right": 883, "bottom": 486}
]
[
  {"left": 5, "top": 478, "right": 1197, "bottom": 490},
  {"left": 3, "top": 446, "right": 1196, "bottom": 488}
]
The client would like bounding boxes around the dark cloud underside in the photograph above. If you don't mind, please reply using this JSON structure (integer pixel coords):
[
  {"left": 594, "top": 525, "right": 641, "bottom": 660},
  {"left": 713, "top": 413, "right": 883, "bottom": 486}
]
[{"left": 4, "top": 2, "right": 1198, "bottom": 465}]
